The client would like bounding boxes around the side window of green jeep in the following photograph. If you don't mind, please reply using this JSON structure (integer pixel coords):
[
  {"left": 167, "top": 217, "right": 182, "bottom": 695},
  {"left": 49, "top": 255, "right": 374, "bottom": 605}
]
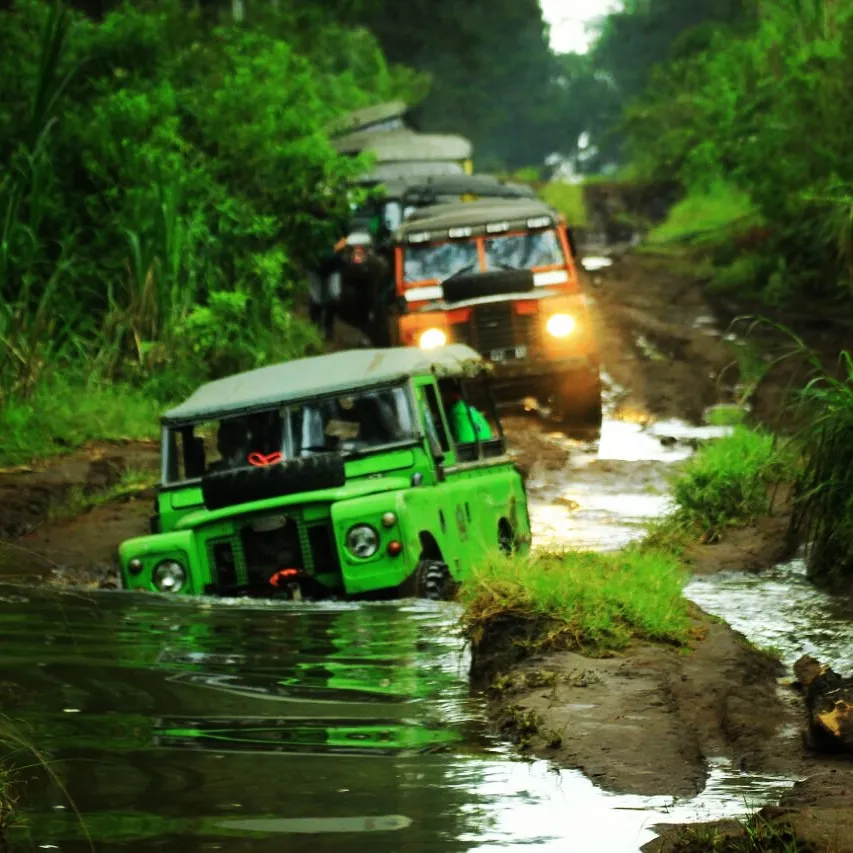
[{"left": 437, "top": 377, "right": 502, "bottom": 461}]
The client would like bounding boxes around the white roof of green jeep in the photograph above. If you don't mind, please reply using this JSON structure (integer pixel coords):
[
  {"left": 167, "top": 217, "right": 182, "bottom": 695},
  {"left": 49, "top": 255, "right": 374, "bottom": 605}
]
[{"left": 162, "top": 345, "right": 485, "bottom": 424}]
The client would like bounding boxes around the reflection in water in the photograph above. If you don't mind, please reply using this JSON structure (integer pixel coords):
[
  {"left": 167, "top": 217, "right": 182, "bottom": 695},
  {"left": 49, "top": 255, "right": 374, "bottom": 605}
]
[
  {"left": 687, "top": 557, "right": 853, "bottom": 671},
  {"left": 0, "top": 587, "right": 795, "bottom": 852}
]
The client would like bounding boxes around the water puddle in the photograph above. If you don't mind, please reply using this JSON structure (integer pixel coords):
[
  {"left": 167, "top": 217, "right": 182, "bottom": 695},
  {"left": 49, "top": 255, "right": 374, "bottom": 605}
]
[
  {"left": 686, "top": 557, "right": 853, "bottom": 671},
  {"left": 0, "top": 588, "right": 796, "bottom": 852},
  {"left": 581, "top": 256, "right": 614, "bottom": 272},
  {"left": 526, "top": 415, "right": 733, "bottom": 550}
]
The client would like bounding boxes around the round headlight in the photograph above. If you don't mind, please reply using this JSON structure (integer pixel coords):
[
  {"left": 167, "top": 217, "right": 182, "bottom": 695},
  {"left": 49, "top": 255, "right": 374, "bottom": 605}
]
[
  {"left": 128, "top": 558, "right": 144, "bottom": 575},
  {"left": 418, "top": 328, "right": 448, "bottom": 350},
  {"left": 346, "top": 524, "right": 380, "bottom": 558},
  {"left": 153, "top": 560, "right": 186, "bottom": 593},
  {"left": 546, "top": 313, "right": 576, "bottom": 338}
]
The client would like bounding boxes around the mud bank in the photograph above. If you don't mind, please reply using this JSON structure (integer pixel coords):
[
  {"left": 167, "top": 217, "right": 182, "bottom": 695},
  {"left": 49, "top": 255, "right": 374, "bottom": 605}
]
[
  {"left": 0, "top": 440, "right": 158, "bottom": 587},
  {"left": 470, "top": 606, "right": 795, "bottom": 799}
]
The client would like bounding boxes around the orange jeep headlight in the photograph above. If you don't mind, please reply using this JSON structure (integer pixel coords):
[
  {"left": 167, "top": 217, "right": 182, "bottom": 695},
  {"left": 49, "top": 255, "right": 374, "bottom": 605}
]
[
  {"left": 418, "top": 328, "right": 448, "bottom": 349},
  {"left": 545, "top": 313, "right": 576, "bottom": 338}
]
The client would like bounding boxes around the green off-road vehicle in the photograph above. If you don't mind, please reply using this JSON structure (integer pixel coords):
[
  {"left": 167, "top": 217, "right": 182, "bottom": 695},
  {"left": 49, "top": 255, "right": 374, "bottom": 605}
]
[{"left": 118, "top": 345, "right": 531, "bottom": 601}]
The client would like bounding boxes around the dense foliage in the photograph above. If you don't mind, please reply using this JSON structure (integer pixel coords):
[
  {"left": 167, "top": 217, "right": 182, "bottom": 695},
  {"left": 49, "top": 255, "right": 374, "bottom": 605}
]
[
  {"left": 621, "top": 1, "right": 853, "bottom": 304},
  {"left": 359, "top": 0, "right": 556, "bottom": 170},
  {"left": 0, "top": 0, "right": 420, "bottom": 403}
]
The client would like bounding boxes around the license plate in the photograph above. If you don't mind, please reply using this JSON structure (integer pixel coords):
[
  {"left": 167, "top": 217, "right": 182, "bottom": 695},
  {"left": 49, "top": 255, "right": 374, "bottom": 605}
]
[{"left": 490, "top": 345, "right": 528, "bottom": 363}]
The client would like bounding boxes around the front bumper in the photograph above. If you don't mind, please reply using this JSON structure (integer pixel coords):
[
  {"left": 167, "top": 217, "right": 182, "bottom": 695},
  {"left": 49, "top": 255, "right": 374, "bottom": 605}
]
[{"left": 487, "top": 356, "right": 600, "bottom": 404}]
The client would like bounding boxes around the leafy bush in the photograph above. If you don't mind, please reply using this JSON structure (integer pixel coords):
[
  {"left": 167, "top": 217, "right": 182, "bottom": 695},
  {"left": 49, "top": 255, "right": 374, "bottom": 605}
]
[
  {"left": 626, "top": 3, "right": 853, "bottom": 303},
  {"left": 0, "top": 0, "right": 421, "bottom": 402}
]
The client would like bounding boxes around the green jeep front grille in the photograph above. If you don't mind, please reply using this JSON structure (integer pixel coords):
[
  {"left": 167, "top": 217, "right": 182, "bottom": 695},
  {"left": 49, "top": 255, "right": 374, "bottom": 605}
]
[{"left": 203, "top": 511, "right": 340, "bottom": 593}]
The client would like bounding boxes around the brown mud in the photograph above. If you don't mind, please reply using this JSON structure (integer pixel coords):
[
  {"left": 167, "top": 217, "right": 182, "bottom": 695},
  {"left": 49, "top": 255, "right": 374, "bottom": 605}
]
[
  {"left": 0, "top": 441, "right": 158, "bottom": 588},
  {"left": 2, "top": 250, "right": 853, "bottom": 848}
]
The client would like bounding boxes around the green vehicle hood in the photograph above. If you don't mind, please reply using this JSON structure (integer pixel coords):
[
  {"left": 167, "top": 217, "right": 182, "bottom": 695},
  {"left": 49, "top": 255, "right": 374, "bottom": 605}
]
[{"left": 173, "top": 474, "right": 412, "bottom": 531}]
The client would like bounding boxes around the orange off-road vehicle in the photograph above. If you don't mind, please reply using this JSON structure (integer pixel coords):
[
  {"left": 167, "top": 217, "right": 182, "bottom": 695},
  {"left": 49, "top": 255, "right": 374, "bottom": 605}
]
[{"left": 384, "top": 198, "right": 601, "bottom": 427}]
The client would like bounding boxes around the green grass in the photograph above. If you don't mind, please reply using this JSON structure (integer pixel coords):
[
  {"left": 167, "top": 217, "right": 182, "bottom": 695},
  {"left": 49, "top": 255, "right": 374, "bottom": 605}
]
[
  {"left": 666, "top": 813, "right": 811, "bottom": 852},
  {"left": 0, "top": 374, "right": 162, "bottom": 468},
  {"left": 647, "top": 179, "right": 761, "bottom": 247},
  {"left": 1, "top": 715, "right": 93, "bottom": 850},
  {"left": 789, "top": 350, "right": 853, "bottom": 585},
  {"left": 646, "top": 427, "right": 794, "bottom": 547},
  {"left": 460, "top": 547, "right": 689, "bottom": 656},
  {"left": 0, "top": 758, "right": 12, "bottom": 841},
  {"left": 539, "top": 181, "right": 588, "bottom": 227}
]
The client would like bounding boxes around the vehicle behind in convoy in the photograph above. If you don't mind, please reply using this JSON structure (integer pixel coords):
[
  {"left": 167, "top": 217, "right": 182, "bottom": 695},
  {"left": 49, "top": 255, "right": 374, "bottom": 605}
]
[
  {"left": 118, "top": 346, "right": 531, "bottom": 601},
  {"left": 386, "top": 198, "right": 601, "bottom": 427},
  {"left": 334, "top": 175, "right": 538, "bottom": 339}
]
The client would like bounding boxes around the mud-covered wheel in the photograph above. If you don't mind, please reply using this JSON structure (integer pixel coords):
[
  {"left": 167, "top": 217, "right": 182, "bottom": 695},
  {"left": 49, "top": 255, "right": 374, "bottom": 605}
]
[{"left": 412, "top": 559, "right": 454, "bottom": 601}]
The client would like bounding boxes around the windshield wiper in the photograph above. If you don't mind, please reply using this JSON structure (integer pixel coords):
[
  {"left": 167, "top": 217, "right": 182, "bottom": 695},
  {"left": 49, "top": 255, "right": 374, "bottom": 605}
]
[{"left": 443, "top": 263, "right": 477, "bottom": 282}]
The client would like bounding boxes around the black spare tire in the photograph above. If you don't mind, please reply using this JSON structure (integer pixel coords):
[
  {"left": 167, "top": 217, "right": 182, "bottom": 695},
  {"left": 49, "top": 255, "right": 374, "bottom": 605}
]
[
  {"left": 443, "top": 268, "right": 535, "bottom": 304},
  {"left": 202, "top": 453, "right": 346, "bottom": 511}
]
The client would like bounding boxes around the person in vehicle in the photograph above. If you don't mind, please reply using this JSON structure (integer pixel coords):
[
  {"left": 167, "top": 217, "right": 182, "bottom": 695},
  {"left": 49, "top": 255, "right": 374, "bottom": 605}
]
[
  {"left": 441, "top": 381, "right": 493, "bottom": 444},
  {"left": 209, "top": 417, "right": 251, "bottom": 471},
  {"left": 209, "top": 413, "right": 284, "bottom": 471}
]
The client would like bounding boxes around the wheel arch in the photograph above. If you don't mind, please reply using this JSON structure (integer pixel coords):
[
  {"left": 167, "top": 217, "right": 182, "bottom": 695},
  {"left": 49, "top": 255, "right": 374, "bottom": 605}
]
[{"left": 418, "top": 531, "right": 443, "bottom": 562}]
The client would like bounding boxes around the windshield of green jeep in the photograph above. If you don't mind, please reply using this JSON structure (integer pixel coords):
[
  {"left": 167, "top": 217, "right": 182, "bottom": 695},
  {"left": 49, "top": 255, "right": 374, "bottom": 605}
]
[
  {"left": 403, "top": 240, "right": 479, "bottom": 283},
  {"left": 164, "top": 386, "right": 416, "bottom": 484},
  {"left": 484, "top": 229, "right": 563, "bottom": 271}
]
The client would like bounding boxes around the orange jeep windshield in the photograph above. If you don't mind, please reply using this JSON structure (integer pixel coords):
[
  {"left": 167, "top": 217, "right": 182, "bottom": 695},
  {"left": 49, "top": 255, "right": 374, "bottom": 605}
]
[{"left": 403, "top": 229, "right": 564, "bottom": 283}]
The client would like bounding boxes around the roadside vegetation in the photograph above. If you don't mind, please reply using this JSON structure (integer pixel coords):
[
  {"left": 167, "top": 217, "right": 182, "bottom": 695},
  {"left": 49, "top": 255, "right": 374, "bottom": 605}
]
[
  {"left": 0, "top": 0, "right": 420, "bottom": 466},
  {"left": 646, "top": 427, "right": 794, "bottom": 552},
  {"left": 460, "top": 547, "right": 689, "bottom": 665},
  {"left": 663, "top": 812, "right": 816, "bottom": 853},
  {"left": 0, "top": 761, "right": 12, "bottom": 852},
  {"left": 789, "top": 350, "right": 853, "bottom": 588},
  {"left": 622, "top": 3, "right": 853, "bottom": 309}
]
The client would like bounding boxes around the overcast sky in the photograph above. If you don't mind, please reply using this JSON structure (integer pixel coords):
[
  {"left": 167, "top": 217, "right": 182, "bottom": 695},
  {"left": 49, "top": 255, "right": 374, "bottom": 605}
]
[{"left": 539, "top": 0, "right": 622, "bottom": 53}]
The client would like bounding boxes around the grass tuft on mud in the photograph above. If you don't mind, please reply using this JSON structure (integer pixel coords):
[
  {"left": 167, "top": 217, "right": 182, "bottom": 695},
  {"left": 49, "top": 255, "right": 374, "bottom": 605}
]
[
  {"left": 647, "top": 427, "right": 793, "bottom": 549},
  {"left": 460, "top": 548, "right": 689, "bottom": 680},
  {"left": 659, "top": 813, "right": 815, "bottom": 852},
  {"left": 0, "top": 375, "right": 162, "bottom": 467}
]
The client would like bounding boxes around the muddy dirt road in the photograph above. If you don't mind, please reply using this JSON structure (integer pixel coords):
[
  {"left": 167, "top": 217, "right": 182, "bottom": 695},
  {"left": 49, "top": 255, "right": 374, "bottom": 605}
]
[{"left": 2, "top": 250, "right": 853, "bottom": 852}]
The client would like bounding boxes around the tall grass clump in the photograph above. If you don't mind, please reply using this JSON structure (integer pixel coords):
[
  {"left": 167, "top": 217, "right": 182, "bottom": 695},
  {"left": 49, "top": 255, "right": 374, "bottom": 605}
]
[
  {"left": 0, "top": 760, "right": 12, "bottom": 848},
  {"left": 652, "top": 427, "right": 793, "bottom": 546},
  {"left": 0, "top": 715, "right": 92, "bottom": 851},
  {"left": 789, "top": 350, "right": 853, "bottom": 585},
  {"left": 460, "top": 548, "right": 689, "bottom": 664}
]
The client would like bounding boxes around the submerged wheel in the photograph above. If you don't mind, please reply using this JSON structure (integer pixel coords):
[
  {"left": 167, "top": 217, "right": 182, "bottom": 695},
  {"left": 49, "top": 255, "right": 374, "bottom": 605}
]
[
  {"left": 412, "top": 559, "right": 453, "bottom": 601},
  {"left": 498, "top": 521, "right": 515, "bottom": 555}
]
